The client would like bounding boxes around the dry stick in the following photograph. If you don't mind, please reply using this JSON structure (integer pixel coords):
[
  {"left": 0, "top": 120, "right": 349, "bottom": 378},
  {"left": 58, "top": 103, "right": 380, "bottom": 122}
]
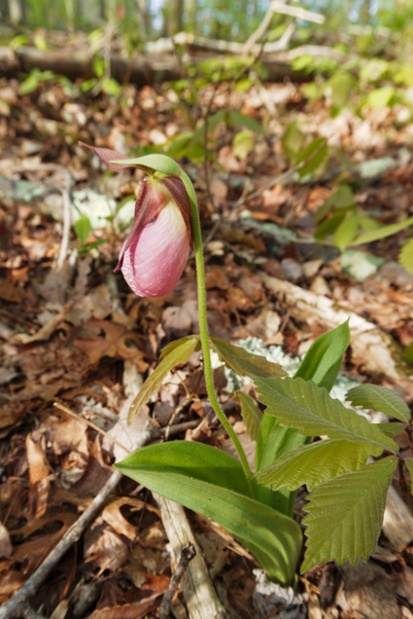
[
  {"left": 156, "top": 496, "right": 227, "bottom": 619},
  {"left": 0, "top": 470, "right": 123, "bottom": 619},
  {"left": 158, "top": 543, "right": 197, "bottom": 619}
]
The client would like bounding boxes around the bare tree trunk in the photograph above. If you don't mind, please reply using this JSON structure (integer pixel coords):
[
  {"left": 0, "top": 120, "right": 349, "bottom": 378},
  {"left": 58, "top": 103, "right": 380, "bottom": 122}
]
[
  {"left": 135, "top": 0, "right": 148, "bottom": 43},
  {"left": 186, "top": 0, "right": 197, "bottom": 33},
  {"left": 162, "top": 0, "right": 184, "bottom": 37},
  {"left": 8, "top": 0, "right": 23, "bottom": 24}
]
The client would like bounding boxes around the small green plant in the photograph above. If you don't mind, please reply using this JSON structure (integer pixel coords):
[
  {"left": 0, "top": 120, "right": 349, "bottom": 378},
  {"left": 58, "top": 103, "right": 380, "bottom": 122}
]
[
  {"left": 313, "top": 184, "right": 413, "bottom": 273},
  {"left": 82, "top": 146, "right": 412, "bottom": 583}
]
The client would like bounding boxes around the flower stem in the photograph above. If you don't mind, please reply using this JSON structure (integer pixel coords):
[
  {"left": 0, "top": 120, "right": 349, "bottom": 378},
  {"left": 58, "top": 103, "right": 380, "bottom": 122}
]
[{"left": 182, "top": 172, "right": 254, "bottom": 490}]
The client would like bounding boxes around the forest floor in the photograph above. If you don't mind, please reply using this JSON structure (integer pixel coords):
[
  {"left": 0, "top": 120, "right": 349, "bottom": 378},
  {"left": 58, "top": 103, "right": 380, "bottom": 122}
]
[{"left": 1, "top": 71, "right": 413, "bottom": 618}]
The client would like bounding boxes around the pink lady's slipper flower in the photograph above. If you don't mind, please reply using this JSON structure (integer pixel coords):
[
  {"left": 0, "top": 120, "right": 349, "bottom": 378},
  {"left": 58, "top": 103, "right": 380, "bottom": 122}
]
[{"left": 80, "top": 143, "right": 192, "bottom": 297}]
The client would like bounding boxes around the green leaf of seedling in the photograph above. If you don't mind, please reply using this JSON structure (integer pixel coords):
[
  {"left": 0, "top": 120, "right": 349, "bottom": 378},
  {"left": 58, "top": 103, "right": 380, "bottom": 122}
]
[
  {"left": 294, "top": 321, "right": 350, "bottom": 391},
  {"left": 74, "top": 214, "right": 92, "bottom": 245},
  {"left": 328, "top": 71, "right": 356, "bottom": 110},
  {"left": 116, "top": 441, "right": 302, "bottom": 584},
  {"left": 313, "top": 184, "right": 355, "bottom": 223},
  {"left": 296, "top": 138, "right": 329, "bottom": 178},
  {"left": 399, "top": 238, "right": 413, "bottom": 275},
  {"left": 127, "top": 335, "right": 199, "bottom": 423},
  {"left": 255, "top": 439, "right": 372, "bottom": 492},
  {"left": 314, "top": 210, "right": 347, "bottom": 240},
  {"left": 347, "top": 384, "right": 411, "bottom": 422},
  {"left": 349, "top": 217, "right": 413, "bottom": 246},
  {"left": 210, "top": 337, "right": 286, "bottom": 380},
  {"left": 334, "top": 214, "right": 359, "bottom": 252},
  {"left": 256, "top": 377, "right": 398, "bottom": 452},
  {"left": 282, "top": 123, "right": 305, "bottom": 163},
  {"left": 232, "top": 130, "right": 255, "bottom": 160},
  {"left": 234, "top": 392, "right": 262, "bottom": 441},
  {"left": 227, "top": 110, "right": 265, "bottom": 135},
  {"left": 301, "top": 456, "right": 397, "bottom": 572}
]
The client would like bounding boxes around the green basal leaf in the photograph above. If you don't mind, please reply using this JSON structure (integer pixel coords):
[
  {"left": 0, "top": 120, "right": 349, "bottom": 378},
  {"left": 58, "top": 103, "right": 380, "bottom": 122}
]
[
  {"left": 256, "top": 377, "right": 398, "bottom": 452},
  {"left": 255, "top": 439, "right": 372, "bottom": 492},
  {"left": 404, "top": 457, "right": 413, "bottom": 492},
  {"left": 255, "top": 416, "right": 306, "bottom": 515},
  {"left": 347, "top": 384, "right": 411, "bottom": 422},
  {"left": 294, "top": 321, "right": 350, "bottom": 391},
  {"left": 127, "top": 335, "right": 199, "bottom": 423},
  {"left": 210, "top": 337, "right": 286, "bottom": 380},
  {"left": 399, "top": 238, "right": 413, "bottom": 275},
  {"left": 235, "top": 392, "right": 262, "bottom": 441},
  {"left": 116, "top": 442, "right": 302, "bottom": 584},
  {"left": 349, "top": 217, "right": 413, "bottom": 246},
  {"left": 301, "top": 456, "right": 397, "bottom": 572},
  {"left": 333, "top": 214, "right": 359, "bottom": 252}
]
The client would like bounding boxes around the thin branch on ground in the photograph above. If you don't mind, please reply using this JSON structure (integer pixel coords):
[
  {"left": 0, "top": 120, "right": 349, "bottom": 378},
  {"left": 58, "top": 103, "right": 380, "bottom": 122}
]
[{"left": 159, "top": 542, "right": 196, "bottom": 619}]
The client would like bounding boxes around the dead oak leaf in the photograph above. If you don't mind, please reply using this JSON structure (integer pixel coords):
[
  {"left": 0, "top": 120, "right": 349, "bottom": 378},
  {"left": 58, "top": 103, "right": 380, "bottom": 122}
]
[{"left": 74, "top": 319, "right": 148, "bottom": 369}]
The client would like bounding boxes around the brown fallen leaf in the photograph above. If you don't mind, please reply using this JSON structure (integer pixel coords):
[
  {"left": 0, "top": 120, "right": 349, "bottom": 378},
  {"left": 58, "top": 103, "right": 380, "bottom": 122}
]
[{"left": 74, "top": 319, "right": 148, "bottom": 369}]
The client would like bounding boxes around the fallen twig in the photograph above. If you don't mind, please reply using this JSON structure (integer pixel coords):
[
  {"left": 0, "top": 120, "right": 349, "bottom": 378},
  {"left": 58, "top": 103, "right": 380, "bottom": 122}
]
[
  {"left": 156, "top": 495, "right": 227, "bottom": 619},
  {"left": 0, "top": 470, "right": 123, "bottom": 619},
  {"left": 159, "top": 542, "right": 196, "bottom": 619}
]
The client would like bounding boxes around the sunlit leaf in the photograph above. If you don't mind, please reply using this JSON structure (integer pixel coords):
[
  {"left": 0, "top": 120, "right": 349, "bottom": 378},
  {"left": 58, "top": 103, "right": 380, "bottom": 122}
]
[
  {"left": 313, "top": 184, "right": 355, "bottom": 223},
  {"left": 74, "top": 214, "right": 92, "bottom": 245},
  {"left": 255, "top": 439, "right": 371, "bottom": 492},
  {"left": 210, "top": 337, "right": 286, "bottom": 380},
  {"left": 302, "top": 457, "right": 397, "bottom": 571},
  {"left": 116, "top": 441, "right": 302, "bottom": 584},
  {"left": 127, "top": 335, "right": 199, "bottom": 423},
  {"left": 347, "top": 384, "right": 411, "bottom": 422},
  {"left": 227, "top": 110, "right": 265, "bottom": 135},
  {"left": 294, "top": 321, "right": 350, "bottom": 391},
  {"left": 350, "top": 217, "right": 413, "bottom": 246},
  {"left": 256, "top": 377, "right": 398, "bottom": 452},
  {"left": 333, "top": 214, "right": 359, "bottom": 252}
]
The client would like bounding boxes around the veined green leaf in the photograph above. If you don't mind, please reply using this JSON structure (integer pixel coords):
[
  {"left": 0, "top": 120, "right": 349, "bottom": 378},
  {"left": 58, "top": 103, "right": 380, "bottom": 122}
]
[
  {"left": 349, "top": 217, "right": 413, "bottom": 246},
  {"left": 255, "top": 439, "right": 373, "bottom": 492},
  {"left": 127, "top": 335, "right": 199, "bottom": 423},
  {"left": 210, "top": 337, "right": 286, "bottom": 380},
  {"left": 294, "top": 321, "right": 350, "bottom": 391},
  {"left": 116, "top": 441, "right": 302, "bottom": 584},
  {"left": 301, "top": 456, "right": 397, "bottom": 571},
  {"left": 235, "top": 392, "right": 262, "bottom": 441},
  {"left": 256, "top": 377, "right": 398, "bottom": 452},
  {"left": 347, "top": 384, "right": 411, "bottom": 422}
]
